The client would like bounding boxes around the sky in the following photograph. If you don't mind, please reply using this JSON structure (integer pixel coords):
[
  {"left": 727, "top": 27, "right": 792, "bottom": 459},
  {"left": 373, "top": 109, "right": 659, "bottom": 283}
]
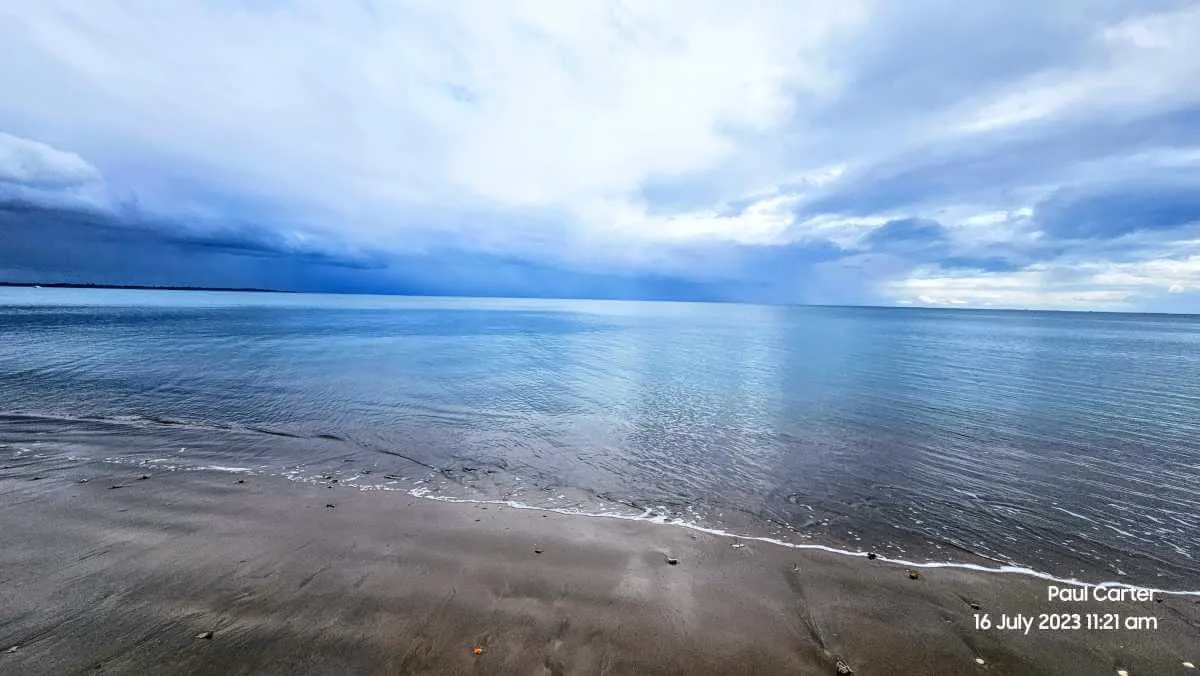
[{"left": 2, "top": 1, "right": 1200, "bottom": 311}]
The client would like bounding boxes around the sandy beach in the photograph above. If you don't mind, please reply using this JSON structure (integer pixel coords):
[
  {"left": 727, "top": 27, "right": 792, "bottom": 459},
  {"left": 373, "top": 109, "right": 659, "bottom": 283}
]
[{"left": 1, "top": 462, "right": 1197, "bottom": 675}]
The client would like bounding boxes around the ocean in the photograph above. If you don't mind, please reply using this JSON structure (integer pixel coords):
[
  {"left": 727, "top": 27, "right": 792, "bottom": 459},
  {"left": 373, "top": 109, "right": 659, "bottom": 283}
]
[{"left": 1, "top": 288, "right": 1197, "bottom": 590}]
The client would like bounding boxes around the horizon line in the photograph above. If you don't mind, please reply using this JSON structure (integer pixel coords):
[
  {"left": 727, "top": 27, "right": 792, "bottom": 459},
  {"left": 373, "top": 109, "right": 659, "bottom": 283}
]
[{"left": 4, "top": 280, "right": 1198, "bottom": 318}]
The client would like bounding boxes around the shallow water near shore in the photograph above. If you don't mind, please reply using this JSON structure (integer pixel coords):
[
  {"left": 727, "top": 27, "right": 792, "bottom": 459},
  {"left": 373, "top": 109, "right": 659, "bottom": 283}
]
[{"left": 1, "top": 287, "right": 1198, "bottom": 590}]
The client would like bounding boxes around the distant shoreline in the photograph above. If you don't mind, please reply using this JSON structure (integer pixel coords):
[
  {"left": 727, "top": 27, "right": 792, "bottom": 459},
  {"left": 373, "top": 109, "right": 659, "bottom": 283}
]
[
  {"left": 0, "top": 282, "right": 292, "bottom": 293},
  {"left": 3, "top": 282, "right": 1196, "bottom": 317}
]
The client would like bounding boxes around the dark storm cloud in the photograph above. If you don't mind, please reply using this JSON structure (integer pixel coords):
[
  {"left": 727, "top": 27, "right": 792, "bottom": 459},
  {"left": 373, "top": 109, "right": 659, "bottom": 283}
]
[
  {"left": 1034, "top": 181, "right": 1200, "bottom": 239},
  {"left": 0, "top": 201, "right": 731, "bottom": 302},
  {"left": 0, "top": 201, "right": 384, "bottom": 288}
]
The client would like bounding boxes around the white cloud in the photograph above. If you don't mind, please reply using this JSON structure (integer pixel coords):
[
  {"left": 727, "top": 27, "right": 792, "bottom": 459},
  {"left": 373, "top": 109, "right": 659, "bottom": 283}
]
[
  {"left": 0, "top": 0, "right": 865, "bottom": 245},
  {"left": 0, "top": 131, "right": 108, "bottom": 209},
  {"left": 598, "top": 163, "right": 852, "bottom": 245},
  {"left": 0, "top": 132, "right": 101, "bottom": 190},
  {"left": 885, "top": 251, "right": 1200, "bottom": 310},
  {"left": 952, "top": 4, "right": 1200, "bottom": 135},
  {"left": 679, "top": 195, "right": 801, "bottom": 243},
  {"left": 884, "top": 266, "right": 1135, "bottom": 309},
  {"left": 1085, "top": 254, "right": 1200, "bottom": 293}
]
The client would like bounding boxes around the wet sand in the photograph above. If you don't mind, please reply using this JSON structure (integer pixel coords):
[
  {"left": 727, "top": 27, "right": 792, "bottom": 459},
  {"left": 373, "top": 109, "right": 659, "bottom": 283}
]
[{"left": 1, "top": 464, "right": 1197, "bottom": 675}]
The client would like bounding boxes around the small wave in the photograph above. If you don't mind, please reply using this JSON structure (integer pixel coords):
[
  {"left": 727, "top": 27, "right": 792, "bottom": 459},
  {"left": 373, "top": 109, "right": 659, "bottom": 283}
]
[{"left": 1, "top": 412, "right": 353, "bottom": 446}]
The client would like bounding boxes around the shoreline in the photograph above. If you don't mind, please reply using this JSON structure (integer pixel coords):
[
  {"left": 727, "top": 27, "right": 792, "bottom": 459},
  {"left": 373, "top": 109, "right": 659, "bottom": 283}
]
[
  {"left": 5, "top": 410, "right": 1197, "bottom": 593},
  {"left": 394, "top": 490, "right": 1200, "bottom": 599},
  {"left": 183, "top": 460, "right": 1200, "bottom": 597},
  {"left": 10, "top": 437, "right": 1200, "bottom": 597},
  {"left": 2, "top": 459, "right": 1197, "bottom": 674}
]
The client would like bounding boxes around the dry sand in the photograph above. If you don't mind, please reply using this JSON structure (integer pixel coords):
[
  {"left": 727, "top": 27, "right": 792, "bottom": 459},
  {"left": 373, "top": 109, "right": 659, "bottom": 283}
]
[{"left": 1, "top": 463, "right": 1197, "bottom": 675}]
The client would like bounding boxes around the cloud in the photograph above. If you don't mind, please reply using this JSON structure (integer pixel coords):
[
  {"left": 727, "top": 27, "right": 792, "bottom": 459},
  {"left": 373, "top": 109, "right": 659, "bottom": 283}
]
[
  {"left": 0, "top": 132, "right": 107, "bottom": 212},
  {"left": 0, "top": 132, "right": 100, "bottom": 190},
  {"left": 0, "top": 1, "right": 1198, "bottom": 310},
  {"left": 0, "top": 201, "right": 382, "bottom": 283},
  {"left": 861, "top": 218, "right": 947, "bottom": 249},
  {"left": 0, "top": 201, "right": 737, "bottom": 301},
  {"left": 795, "top": 105, "right": 1200, "bottom": 220},
  {"left": 1034, "top": 180, "right": 1200, "bottom": 239},
  {"left": 886, "top": 268, "right": 1138, "bottom": 310},
  {"left": 884, "top": 243, "right": 1200, "bottom": 310},
  {"left": 0, "top": 1, "right": 863, "bottom": 235}
]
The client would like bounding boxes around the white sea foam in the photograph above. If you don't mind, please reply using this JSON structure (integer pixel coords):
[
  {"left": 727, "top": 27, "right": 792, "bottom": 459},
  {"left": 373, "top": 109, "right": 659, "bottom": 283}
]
[
  {"left": 1052, "top": 506, "right": 1095, "bottom": 523},
  {"left": 1105, "top": 524, "right": 1136, "bottom": 538},
  {"left": 200, "top": 465, "right": 253, "bottom": 474}
]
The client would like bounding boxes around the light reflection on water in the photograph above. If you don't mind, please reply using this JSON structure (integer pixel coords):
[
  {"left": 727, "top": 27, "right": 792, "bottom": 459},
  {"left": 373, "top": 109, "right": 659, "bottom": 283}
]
[{"left": 1, "top": 288, "right": 1198, "bottom": 588}]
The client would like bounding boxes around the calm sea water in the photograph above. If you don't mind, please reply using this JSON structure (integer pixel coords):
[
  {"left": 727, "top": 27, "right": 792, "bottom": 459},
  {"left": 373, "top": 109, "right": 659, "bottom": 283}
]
[{"left": 2, "top": 288, "right": 1198, "bottom": 589}]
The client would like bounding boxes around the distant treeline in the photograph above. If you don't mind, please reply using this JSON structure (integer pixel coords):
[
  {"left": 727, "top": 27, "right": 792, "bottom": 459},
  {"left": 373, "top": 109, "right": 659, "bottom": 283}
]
[{"left": 0, "top": 282, "right": 290, "bottom": 293}]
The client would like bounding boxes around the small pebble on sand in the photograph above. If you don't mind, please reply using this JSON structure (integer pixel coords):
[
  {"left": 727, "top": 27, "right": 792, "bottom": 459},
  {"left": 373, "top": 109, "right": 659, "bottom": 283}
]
[
  {"left": 1182, "top": 663, "right": 1195, "bottom": 669},
  {"left": 906, "top": 568, "right": 920, "bottom": 580},
  {"left": 195, "top": 631, "right": 213, "bottom": 640},
  {"left": 975, "top": 657, "right": 985, "bottom": 665}
]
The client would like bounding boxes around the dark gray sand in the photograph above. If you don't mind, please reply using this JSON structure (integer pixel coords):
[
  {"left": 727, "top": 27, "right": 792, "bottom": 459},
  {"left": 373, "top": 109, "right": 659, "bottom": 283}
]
[{"left": 1, "top": 467, "right": 1197, "bottom": 675}]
